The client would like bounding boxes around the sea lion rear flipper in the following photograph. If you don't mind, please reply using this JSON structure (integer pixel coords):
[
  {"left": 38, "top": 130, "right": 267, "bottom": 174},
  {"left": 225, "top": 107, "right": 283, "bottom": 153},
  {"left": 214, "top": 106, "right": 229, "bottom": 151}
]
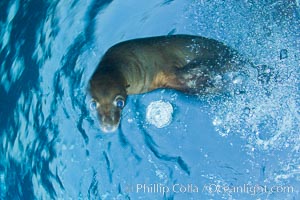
[{"left": 170, "top": 59, "right": 219, "bottom": 94}]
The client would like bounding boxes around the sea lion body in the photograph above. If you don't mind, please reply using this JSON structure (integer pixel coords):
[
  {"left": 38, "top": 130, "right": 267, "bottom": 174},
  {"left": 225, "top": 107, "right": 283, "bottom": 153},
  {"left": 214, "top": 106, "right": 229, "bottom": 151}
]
[{"left": 89, "top": 35, "right": 243, "bottom": 132}]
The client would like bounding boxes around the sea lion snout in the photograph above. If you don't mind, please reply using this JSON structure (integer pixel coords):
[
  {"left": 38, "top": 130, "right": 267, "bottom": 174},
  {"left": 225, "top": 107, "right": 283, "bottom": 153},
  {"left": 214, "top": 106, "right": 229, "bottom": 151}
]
[{"left": 97, "top": 103, "right": 122, "bottom": 133}]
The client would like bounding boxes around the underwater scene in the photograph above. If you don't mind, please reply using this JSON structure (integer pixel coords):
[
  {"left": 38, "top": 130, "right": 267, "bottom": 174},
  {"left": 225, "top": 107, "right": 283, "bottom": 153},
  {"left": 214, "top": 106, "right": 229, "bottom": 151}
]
[{"left": 0, "top": 0, "right": 299, "bottom": 199}]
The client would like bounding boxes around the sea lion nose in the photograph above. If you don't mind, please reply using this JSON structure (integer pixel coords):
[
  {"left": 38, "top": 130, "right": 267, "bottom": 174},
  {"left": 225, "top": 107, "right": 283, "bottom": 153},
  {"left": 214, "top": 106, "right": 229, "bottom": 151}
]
[
  {"left": 97, "top": 113, "right": 118, "bottom": 133},
  {"left": 98, "top": 107, "right": 116, "bottom": 124},
  {"left": 101, "top": 115, "right": 115, "bottom": 124}
]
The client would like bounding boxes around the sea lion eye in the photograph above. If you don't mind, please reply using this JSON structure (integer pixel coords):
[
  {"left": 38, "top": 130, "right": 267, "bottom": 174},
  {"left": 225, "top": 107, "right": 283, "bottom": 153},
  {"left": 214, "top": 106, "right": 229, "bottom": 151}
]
[
  {"left": 89, "top": 99, "right": 99, "bottom": 111},
  {"left": 114, "top": 96, "right": 125, "bottom": 109}
]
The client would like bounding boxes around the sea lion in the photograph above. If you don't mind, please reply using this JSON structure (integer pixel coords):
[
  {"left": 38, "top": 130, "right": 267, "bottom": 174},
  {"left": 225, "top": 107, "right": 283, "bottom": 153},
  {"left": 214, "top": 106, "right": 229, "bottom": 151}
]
[{"left": 89, "top": 34, "right": 243, "bottom": 133}]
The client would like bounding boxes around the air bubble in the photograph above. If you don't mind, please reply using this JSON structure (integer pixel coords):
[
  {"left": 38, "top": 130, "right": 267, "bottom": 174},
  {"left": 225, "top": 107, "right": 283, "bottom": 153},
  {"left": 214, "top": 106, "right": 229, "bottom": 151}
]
[
  {"left": 280, "top": 49, "right": 288, "bottom": 60},
  {"left": 146, "top": 100, "right": 173, "bottom": 128},
  {"left": 212, "top": 117, "right": 222, "bottom": 126}
]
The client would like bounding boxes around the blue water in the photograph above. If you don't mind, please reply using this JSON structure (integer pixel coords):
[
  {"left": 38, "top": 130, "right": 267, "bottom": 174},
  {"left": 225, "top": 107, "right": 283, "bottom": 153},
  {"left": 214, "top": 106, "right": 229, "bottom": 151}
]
[{"left": 0, "top": 0, "right": 299, "bottom": 199}]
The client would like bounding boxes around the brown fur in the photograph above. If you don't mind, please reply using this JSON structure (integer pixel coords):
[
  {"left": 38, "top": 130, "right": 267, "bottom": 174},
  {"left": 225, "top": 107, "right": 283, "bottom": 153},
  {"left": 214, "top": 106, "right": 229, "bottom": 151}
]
[{"left": 89, "top": 34, "right": 243, "bottom": 132}]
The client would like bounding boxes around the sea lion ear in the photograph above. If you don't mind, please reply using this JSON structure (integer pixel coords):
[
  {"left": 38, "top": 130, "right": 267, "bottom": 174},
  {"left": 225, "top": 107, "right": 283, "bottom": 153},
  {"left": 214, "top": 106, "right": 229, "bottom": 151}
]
[{"left": 124, "top": 84, "right": 130, "bottom": 93}]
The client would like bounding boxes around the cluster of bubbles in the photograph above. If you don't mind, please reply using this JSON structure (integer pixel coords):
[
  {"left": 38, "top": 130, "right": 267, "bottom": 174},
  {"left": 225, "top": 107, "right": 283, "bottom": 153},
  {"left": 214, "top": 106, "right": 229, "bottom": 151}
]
[{"left": 209, "top": 49, "right": 300, "bottom": 152}]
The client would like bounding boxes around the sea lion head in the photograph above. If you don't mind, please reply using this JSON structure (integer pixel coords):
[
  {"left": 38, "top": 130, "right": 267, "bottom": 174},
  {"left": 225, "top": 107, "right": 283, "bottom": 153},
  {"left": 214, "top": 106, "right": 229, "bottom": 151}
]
[{"left": 89, "top": 70, "right": 127, "bottom": 133}]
